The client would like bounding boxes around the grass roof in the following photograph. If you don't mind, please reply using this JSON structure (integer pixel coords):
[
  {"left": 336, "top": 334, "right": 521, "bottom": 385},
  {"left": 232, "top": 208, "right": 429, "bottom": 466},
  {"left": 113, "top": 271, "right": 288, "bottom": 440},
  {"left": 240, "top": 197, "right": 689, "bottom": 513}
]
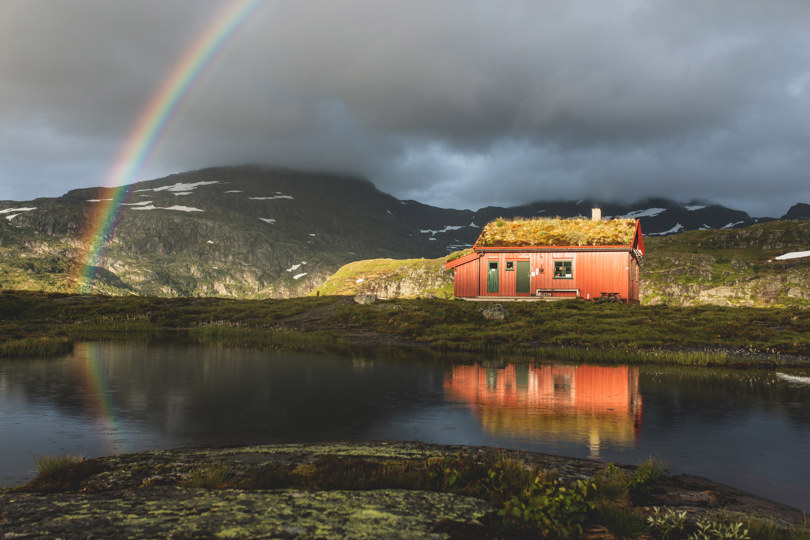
[{"left": 476, "top": 217, "right": 637, "bottom": 248}]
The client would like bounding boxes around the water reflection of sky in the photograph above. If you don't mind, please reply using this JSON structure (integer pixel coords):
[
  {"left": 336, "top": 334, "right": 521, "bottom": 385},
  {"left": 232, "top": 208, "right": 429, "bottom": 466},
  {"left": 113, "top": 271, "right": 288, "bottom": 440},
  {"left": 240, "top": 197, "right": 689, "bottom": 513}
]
[{"left": 1, "top": 343, "right": 809, "bottom": 512}]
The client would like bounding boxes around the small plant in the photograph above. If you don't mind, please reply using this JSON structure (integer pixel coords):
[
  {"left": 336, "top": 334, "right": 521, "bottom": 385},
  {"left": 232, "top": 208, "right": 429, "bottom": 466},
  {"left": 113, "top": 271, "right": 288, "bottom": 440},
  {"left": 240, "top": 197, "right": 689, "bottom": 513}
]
[
  {"left": 691, "top": 518, "right": 750, "bottom": 540},
  {"left": 647, "top": 507, "right": 689, "bottom": 539},
  {"left": 631, "top": 457, "right": 666, "bottom": 495},
  {"left": 182, "top": 463, "right": 230, "bottom": 489},
  {"left": 648, "top": 508, "right": 753, "bottom": 540},
  {"left": 34, "top": 454, "right": 84, "bottom": 476}
]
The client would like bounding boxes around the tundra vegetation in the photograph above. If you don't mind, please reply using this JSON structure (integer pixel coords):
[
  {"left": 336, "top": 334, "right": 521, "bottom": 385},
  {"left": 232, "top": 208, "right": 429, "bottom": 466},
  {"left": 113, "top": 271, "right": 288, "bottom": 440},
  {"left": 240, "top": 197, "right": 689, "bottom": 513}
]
[
  {"left": 1, "top": 290, "right": 809, "bottom": 367},
  {"left": 476, "top": 216, "right": 638, "bottom": 247},
  {"left": 7, "top": 444, "right": 808, "bottom": 539}
]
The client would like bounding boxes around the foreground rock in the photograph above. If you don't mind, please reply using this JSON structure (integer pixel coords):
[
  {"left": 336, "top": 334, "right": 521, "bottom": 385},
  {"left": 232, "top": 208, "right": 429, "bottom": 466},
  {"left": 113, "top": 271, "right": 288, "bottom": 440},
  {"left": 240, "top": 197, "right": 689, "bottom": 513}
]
[{"left": 1, "top": 442, "right": 806, "bottom": 539}]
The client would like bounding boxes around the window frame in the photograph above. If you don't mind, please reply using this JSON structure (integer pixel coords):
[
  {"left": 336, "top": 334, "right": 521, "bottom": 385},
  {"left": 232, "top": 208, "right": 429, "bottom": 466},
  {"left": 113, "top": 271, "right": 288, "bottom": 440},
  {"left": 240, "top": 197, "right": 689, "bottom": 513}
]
[{"left": 553, "top": 260, "right": 574, "bottom": 279}]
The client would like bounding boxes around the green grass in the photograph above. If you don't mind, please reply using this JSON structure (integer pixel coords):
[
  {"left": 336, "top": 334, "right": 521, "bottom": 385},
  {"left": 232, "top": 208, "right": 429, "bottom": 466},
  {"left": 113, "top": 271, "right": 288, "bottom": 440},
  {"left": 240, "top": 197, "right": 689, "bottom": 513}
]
[
  {"left": 310, "top": 255, "right": 454, "bottom": 298},
  {"left": 21, "top": 454, "right": 102, "bottom": 493},
  {"left": 34, "top": 454, "right": 85, "bottom": 476},
  {"left": 182, "top": 463, "right": 231, "bottom": 489},
  {"left": 2, "top": 290, "right": 809, "bottom": 364}
]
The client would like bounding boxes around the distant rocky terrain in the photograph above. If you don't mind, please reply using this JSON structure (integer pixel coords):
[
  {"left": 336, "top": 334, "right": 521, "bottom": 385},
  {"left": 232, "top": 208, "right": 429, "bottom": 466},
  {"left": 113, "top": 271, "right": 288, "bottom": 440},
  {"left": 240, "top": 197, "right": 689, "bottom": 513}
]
[{"left": 0, "top": 164, "right": 807, "bottom": 301}]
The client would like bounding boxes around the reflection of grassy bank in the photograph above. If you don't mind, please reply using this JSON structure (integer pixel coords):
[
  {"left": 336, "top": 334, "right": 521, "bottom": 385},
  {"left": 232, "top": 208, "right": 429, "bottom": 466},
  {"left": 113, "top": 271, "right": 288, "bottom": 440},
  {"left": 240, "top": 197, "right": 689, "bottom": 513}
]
[{"left": 2, "top": 290, "right": 810, "bottom": 365}]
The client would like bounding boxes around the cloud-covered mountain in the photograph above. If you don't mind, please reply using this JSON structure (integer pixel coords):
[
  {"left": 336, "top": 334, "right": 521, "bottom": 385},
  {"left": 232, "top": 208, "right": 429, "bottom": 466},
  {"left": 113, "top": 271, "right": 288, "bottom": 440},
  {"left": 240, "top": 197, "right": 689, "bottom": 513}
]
[{"left": 0, "top": 165, "right": 803, "bottom": 298}]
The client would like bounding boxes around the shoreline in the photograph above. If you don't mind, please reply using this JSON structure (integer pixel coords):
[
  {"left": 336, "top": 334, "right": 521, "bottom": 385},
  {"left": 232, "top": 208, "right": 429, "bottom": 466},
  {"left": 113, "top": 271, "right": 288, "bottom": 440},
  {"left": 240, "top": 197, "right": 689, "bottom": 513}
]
[
  {"left": 2, "top": 442, "right": 808, "bottom": 538},
  {"left": 2, "top": 291, "right": 810, "bottom": 368}
]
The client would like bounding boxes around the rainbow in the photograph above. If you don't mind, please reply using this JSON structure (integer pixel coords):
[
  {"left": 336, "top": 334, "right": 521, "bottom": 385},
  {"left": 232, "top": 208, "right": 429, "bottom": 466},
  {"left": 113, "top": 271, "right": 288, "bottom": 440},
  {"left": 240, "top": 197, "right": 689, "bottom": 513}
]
[
  {"left": 78, "top": 0, "right": 266, "bottom": 293},
  {"left": 72, "top": 342, "right": 128, "bottom": 455}
]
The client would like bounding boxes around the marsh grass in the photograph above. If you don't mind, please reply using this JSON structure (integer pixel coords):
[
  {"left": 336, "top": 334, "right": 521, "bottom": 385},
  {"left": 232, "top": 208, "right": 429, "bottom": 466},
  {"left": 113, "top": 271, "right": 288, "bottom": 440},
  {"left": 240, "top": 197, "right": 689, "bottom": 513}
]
[
  {"left": 2, "top": 290, "right": 809, "bottom": 363},
  {"left": 21, "top": 454, "right": 102, "bottom": 493},
  {"left": 0, "top": 336, "right": 73, "bottom": 358},
  {"left": 34, "top": 454, "right": 85, "bottom": 476},
  {"left": 744, "top": 517, "right": 810, "bottom": 540},
  {"left": 182, "top": 463, "right": 231, "bottom": 489},
  {"left": 187, "top": 326, "right": 338, "bottom": 351}
]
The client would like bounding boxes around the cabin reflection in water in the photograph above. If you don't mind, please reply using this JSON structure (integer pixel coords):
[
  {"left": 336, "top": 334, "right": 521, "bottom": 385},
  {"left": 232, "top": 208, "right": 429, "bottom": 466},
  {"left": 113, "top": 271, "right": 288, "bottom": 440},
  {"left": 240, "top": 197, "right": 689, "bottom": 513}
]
[{"left": 443, "top": 364, "right": 642, "bottom": 458}]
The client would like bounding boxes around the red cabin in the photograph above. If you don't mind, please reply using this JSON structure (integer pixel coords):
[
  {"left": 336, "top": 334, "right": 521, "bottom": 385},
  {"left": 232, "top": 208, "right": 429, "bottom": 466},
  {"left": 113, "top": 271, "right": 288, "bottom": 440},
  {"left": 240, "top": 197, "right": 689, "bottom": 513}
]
[{"left": 445, "top": 210, "right": 645, "bottom": 303}]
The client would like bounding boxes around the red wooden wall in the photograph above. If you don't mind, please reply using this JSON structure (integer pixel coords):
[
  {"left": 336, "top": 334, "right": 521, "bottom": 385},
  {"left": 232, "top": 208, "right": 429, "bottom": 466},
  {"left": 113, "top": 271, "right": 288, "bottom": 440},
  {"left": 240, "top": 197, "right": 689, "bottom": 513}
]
[
  {"left": 453, "top": 254, "right": 480, "bottom": 297},
  {"left": 452, "top": 249, "right": 641, "bottom": 302}
]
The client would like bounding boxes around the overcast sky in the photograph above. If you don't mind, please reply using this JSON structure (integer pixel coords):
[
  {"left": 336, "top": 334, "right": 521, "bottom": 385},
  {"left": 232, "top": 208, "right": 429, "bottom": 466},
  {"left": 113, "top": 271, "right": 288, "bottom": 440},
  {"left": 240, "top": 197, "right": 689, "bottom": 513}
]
[{"left": 2, "top": 0, "right": 809, "bottom": 217}]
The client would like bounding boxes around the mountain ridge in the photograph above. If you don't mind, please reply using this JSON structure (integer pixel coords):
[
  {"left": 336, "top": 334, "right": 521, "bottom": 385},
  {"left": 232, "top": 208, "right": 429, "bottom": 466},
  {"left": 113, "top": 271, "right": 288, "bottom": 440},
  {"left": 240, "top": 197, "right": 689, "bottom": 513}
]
[{"left": 1, "top": 165, "right": 806, "bottom": 298}]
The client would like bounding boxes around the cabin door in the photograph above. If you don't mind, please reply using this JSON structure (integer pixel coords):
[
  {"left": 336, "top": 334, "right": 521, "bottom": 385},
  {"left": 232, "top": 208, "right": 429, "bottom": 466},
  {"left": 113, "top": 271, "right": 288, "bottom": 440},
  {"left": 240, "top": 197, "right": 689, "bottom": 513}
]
[
  {"left": 486, "top": 261, "right": 499, "bottom": 293},
  {"left": 516, "top": 261, "right": 530, "bottom": 294}
]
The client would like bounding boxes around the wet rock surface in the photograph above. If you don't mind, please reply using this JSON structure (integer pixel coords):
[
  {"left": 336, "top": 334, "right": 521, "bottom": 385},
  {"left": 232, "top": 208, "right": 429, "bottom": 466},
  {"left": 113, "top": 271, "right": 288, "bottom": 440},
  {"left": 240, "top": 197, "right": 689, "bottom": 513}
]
[{"left": 1, "top": 442, "right": 806, "bottom": 538}]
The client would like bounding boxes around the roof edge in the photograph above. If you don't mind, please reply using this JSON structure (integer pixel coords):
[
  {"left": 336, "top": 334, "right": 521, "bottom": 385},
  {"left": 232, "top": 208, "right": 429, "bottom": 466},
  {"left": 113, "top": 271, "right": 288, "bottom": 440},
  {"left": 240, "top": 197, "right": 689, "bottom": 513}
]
[{"left": 445, "top": 252, "right": 480, "bottom": 269}]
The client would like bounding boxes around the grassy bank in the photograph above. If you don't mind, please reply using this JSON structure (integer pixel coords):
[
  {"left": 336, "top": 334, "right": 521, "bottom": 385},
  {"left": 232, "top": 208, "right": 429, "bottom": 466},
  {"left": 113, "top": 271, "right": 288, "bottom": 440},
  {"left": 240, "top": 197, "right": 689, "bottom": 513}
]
[{"left": 2, "top": 290, "right": 809, "bottom": 366}]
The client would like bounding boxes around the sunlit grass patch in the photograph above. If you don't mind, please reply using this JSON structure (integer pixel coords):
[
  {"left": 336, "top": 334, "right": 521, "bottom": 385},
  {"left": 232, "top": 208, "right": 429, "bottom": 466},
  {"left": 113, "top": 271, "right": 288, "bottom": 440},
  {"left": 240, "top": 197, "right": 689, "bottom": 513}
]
[
  {"left": 0, "top": 336, "right": 74, "bottom": 358},
  {"left": 34, "top": 454, "right": 85, "bottom": 476},
  {"left": 477, "top": 216, "right": 637, "bottom": 247},
  {"left": 19, "top": 453, "right": 102, "bottom": 493},
  {"left": 182, "top": 463, "right": 231, "bottom": 489}
]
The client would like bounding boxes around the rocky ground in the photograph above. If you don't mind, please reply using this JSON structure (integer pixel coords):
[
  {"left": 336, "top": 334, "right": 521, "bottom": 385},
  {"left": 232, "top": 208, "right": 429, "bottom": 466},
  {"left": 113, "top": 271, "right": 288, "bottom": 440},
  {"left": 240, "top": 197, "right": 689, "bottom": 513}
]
[{"left": 2, "top": 442, "right": 806, "bottom": 539}]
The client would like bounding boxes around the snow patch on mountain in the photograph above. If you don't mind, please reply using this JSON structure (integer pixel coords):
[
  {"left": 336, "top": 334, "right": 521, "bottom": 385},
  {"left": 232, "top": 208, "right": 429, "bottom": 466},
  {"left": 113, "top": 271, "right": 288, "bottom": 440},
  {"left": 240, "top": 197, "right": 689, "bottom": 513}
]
[
  {"left": 420, "top": 225, "right": 464, "bottom": 236},
  {"left": 136, "top": 180, "right": 219, "bottom": 193},
  {"left": 292, "top": 273, "right": 307, "bottom": 280},
  {"left": 621, "top": 208, "right": 666, "bottom": 219},
  {"left": 774, "top": 251, "right": 810, "bottom": 261},
  {"left": 647, "top": 223, "right": 684, "bottom": 236},
  {"left": 250, "top": 194, "right": 294, "bottom": 200},
  {"left": 686, "top": 205, "right": 706, "bottom": 211},
  {"left": 0, "top": 207, "right": 36, "bottom": 215},
  {"left": 722, "top": 221, "right": 744, "bottom": 229},
  {"left": 259, "top": 218, "right": 276, "bottom": 224},
  {"left": 131, "top": 205, "right": 203, "bottom": 212}
]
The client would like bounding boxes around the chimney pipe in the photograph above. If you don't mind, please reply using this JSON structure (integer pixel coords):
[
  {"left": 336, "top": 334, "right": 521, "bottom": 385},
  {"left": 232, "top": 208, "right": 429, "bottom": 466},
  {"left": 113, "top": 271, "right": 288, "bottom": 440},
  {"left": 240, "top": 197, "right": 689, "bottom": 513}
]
[{"left": 591, "top": 208, "right": 601, "bottom": 221}]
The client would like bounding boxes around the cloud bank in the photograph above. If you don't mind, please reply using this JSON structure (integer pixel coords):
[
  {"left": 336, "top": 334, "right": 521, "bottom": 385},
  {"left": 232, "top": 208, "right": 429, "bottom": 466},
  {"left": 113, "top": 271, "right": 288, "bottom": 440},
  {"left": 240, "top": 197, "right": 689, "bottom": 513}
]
[{"left": 2, "top": 0, "right": 809, "bottom": 216}]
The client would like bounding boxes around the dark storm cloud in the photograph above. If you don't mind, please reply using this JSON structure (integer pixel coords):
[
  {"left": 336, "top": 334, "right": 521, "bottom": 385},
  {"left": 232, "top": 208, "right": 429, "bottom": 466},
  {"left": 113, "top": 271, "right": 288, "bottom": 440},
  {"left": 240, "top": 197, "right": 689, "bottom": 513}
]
[{"left": 2, "top": 0, "right": 809, "bottom": 216}]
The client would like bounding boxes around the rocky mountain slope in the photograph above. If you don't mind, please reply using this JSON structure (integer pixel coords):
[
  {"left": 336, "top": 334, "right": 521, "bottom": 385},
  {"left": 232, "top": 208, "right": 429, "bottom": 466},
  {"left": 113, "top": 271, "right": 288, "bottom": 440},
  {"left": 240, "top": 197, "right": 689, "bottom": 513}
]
[
  {"left": 641, "top": 219, "right": 810, "bottom": 306},
  {"left": 0, "top": 165, "right": 805, "bottom": 299}
]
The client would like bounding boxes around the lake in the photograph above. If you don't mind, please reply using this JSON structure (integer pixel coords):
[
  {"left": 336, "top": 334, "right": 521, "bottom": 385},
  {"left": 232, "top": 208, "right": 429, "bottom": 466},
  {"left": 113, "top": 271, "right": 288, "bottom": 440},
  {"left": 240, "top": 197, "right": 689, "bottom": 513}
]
[{"left": 1, "top": 341, "right": 809, "bottom": 511}]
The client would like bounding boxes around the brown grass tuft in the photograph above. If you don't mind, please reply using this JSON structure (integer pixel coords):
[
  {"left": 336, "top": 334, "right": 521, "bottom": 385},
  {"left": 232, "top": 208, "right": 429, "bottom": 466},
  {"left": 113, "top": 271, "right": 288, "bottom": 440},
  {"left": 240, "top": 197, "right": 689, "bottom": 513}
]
[{"left": 477, "top": 217, "right": 637, "bottom": 247}]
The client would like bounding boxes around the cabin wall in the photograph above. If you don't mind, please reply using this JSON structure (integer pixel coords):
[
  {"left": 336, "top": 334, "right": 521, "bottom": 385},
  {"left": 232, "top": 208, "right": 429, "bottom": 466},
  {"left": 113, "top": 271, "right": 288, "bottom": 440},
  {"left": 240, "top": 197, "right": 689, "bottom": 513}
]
[
  {"left": 453, "top": 256, "right": 480, "bottom": 297},
  {"left": 465, "top": 250, "right": 639, "bottom": 301}
]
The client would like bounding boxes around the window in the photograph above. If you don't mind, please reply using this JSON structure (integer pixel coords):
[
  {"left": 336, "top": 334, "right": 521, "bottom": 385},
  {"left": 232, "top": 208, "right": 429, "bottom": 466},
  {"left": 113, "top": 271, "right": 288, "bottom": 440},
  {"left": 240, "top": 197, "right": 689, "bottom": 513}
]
[
  {"left": 505, "top": 261, "right": 514, "bottom": 271},
  {"left": 553, "top": 260, "right": 573, "bottom": 279}
]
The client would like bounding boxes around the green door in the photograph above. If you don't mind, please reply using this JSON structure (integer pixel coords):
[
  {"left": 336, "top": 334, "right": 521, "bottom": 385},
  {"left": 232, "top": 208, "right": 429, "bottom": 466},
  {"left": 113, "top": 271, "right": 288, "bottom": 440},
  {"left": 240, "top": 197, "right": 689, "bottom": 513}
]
[
  {"left": 516, "top": 261, "right": 530, "bottom": 294},
  {"left": 487, "top": 261, "right": 499, "bottom": 293}
]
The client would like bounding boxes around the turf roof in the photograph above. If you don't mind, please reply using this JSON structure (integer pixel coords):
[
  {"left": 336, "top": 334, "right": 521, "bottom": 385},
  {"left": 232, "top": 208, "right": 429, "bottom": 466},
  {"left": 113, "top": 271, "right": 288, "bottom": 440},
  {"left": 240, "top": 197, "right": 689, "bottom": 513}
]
[{"left": 476, "top": 217, "right": 638, "bottom": 248}]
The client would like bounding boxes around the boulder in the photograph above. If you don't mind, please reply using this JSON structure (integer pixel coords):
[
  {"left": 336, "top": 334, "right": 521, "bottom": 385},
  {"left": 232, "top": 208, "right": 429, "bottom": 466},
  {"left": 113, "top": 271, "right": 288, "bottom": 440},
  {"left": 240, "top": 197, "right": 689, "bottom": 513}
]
[
  {"left": 354, "top": 294, "right": 377, "bottom": 305},
  {"left": 481, "top": 303, "right": 506, "bottom": 320}
]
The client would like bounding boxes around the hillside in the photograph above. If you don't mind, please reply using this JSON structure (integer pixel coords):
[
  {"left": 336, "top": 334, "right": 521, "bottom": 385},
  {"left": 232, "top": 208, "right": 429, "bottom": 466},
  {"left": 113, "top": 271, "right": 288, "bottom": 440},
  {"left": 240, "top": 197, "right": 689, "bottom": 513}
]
[
  {"left": 0, "top": 164, "right": 805, "bottom": 299},
  {"left": 312, "top": 220, "right": 810, "bottom": 307},
  {"left": 641, "top": 219, "right": 810, "bottom": 306},
  {"left": 311, "top": 255, "right": 459, "bottom": 299}
]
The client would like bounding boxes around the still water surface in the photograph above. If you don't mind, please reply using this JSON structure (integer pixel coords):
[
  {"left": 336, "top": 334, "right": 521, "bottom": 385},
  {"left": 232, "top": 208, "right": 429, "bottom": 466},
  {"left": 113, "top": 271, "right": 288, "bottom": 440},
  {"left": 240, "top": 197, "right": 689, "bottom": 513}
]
[{"left": 1, "top": 342, "right": 809, "bottom": 511}]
